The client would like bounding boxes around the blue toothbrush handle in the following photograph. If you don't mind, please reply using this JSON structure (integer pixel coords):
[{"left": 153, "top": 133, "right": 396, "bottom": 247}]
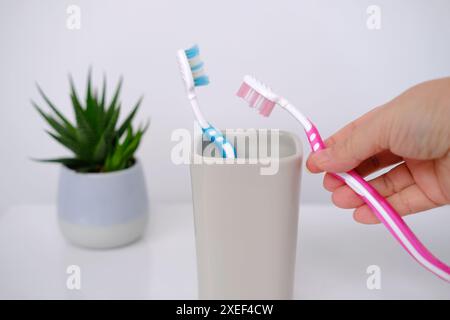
[{"left": 202, "top": 125, "right": 236, "bottom": 159}]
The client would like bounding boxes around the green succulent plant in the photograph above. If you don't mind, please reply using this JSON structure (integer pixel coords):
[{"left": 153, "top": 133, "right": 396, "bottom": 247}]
[{"left": 33, "top": 71, "right": 148, "bottom": 173}]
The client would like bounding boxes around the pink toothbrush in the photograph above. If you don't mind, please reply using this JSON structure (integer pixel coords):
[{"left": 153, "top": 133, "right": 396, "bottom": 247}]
[{"left": 236, "top": 75, "right": 450, "bottom": 282}]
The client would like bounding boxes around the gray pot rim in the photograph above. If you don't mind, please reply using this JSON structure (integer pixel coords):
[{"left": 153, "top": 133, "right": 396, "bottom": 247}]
[{"left": 60, "top": 157, "right": 142, "bottom": 179}]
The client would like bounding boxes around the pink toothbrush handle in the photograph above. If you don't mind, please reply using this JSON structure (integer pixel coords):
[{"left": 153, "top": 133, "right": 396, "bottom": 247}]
[{"left": 306, "top": 124, "right": 450, "bottom": 281}]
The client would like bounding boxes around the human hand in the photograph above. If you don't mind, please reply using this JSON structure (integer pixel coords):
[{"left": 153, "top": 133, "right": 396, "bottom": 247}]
[{"left": 306, "top": 78, "right": 450, "bottom": 224}]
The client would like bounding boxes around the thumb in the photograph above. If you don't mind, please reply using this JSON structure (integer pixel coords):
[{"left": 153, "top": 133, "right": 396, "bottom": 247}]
[{"left": 309, "top": 110, "right": 389, "bottom": 173}]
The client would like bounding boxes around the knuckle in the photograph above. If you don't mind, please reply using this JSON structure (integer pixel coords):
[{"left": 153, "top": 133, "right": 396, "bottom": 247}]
[{"left": 381, "top": 173, "right": 396, "bottom": 195}]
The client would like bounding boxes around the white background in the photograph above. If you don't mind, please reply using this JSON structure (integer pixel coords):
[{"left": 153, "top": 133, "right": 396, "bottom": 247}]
[{"left": 1, "top": 0, "right": 450, "bottom": 213}]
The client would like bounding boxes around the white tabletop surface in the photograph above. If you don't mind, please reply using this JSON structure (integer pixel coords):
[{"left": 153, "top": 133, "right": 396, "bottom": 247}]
[{"left": 0, "top": 202, "right": 449, "bottom": 299}]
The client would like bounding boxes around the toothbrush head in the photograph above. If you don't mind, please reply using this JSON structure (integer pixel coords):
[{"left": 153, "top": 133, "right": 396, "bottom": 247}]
[
  {"left": 177, "top": 44, "right": 209, "bottom": 94},
  {"left": 236, "top": 75, "right": 280, "bottom": 117}
]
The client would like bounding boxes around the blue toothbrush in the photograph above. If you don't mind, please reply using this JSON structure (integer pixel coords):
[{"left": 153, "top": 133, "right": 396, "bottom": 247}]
[{"left": 177, "top": 45, "right": 236, "bottom": 159}]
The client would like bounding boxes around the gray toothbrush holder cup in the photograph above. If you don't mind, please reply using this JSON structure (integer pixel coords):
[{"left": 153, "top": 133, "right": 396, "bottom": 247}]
[{"left": 190, "top": 128, "right": 303, "bottom": 299}]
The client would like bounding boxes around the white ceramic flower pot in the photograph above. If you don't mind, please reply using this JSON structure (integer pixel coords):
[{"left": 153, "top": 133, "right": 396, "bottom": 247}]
[
  {"left": 190, "top": 129, "right": 303, "bottom": 299},
  {"left": 57, "top": 159, "right": 148, "bottom": 249}
]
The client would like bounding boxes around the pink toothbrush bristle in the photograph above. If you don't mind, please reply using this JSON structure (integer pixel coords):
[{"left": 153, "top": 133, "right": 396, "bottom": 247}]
[
  {"left": 249, "top": 91, "right": 260, "bottom": 107},
  {"left": 236, "top": 82, "right": 251, "bottom": 98},
  {"left": 237, "top": 81, "right": 276, "bottom": 117},
  {"left": 259, "top": 99, "right": 276, "bottom": 117}
]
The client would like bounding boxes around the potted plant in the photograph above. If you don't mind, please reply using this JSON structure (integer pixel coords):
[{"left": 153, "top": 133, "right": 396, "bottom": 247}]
[{"left": 33, "top": 71, "right": 149, "bottom": 249}]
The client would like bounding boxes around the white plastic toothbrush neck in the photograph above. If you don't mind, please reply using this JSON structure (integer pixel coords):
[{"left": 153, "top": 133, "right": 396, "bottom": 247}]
[
  {"left": 283, "top": 102, "right": 312, "bottom": 132},
  {"left": 189, "top": 96, "right": 209, "bottom": 129},
  {"left": 187, "top": 90, "right": 196, "bottom": 101}
]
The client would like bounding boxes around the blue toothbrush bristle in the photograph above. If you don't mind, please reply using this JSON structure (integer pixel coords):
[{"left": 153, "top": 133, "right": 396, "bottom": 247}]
[
  {"left": 184, "top": 45, "right": 200, "bottom": 59},
  {"left": 194, "top": 76, "right": 209, "bottom": 86},
  {"left": 185, "top": 45, "right": 210, "bottom": 86}
]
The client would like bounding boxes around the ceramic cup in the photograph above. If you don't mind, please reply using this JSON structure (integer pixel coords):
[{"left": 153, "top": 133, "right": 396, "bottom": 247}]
[{"left": 190, "top": 129, "right": 302, "bottom": 299}]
